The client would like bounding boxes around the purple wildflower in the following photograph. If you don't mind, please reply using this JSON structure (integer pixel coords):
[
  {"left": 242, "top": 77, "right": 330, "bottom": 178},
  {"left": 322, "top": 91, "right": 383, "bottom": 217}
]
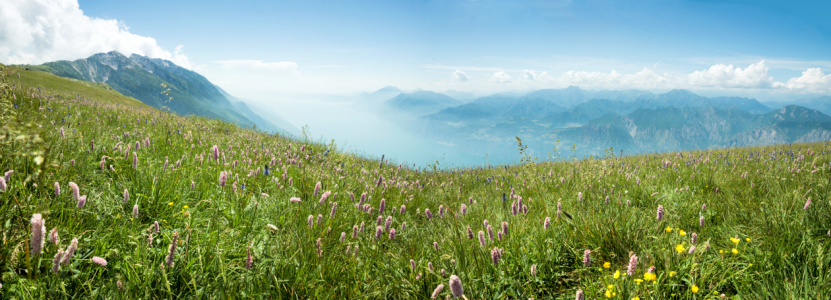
[
  {"left": 61, "top": 238, "right": 78, "bottom": 265},
  {"left": 52, "top": 249, "right": 63, "bottom": 273},
  {"left": 478, "top": 231, "right": 486, "bottom": 247},
  {"left": 582, "top": 250, "right": 591, "bottom": 267},
  {"left": 31, "top": 214, "right": 45, "bottom": 256},
  {"left": 627, "top": 255, "right": 638, "bottom": 276},
  {"left": 49, "top": 227, "right": 59, "bottom": 245},
  {"left": 657, "top": 205, "right": 664, "bottom": 220},
  {"left": 246, "top": 245, "right": 253, "bottom": 270},
  {"left": 431, "top": 284, "right": 445, "bottom": 299},
  {"left": 166, "top": 232, "right": 178, "bottom": 268},
  {"left": 68, "top": 182, "right": 79, "bottom": 201},
  {"left": 91, "top": 256, "right": 107, "bottom": 266},
  {"left": 449, "top": 275, "right": 463, "bottom": 298},
  {"left": 385, "top": 216, "right": 392, "bottom": 232}
]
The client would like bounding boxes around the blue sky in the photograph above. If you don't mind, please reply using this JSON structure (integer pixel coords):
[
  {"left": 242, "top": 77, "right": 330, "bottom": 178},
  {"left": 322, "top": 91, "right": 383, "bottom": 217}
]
[{"left": 2, "top": 0, "right": 829, "bottom": 98}]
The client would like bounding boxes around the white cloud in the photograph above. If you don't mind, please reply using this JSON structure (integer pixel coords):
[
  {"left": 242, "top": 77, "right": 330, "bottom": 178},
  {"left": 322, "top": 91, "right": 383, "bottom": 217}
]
[
  {"left": 778, "top": 68, "right": 831, "bottom": 93},
  {"left": 436, "top": 60, "right": 830, "bottom": 94},
  {"left": 451, "top": 70, "right": 470, "bottom": 82},
  {"left": 0, "top": 0, "right": 193, "bottom": 69},
  {"left": 550, "top": 61, "right": 779, "bottom": 90},
  {"left": 215, "top": 60, "right": 300, "bottom": 76},
  {"left": 491, "top": 71, "right": 512, "bottom": 83},
  {"left": 685, "top": 60, "right": 775, "bottom": 88}
]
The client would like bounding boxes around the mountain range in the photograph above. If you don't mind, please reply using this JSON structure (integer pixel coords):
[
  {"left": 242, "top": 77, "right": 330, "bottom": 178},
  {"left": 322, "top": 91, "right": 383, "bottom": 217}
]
[
  {"left": 26, "top": 51, "right": 298, "bottom": 135},
  {"left": 375, "top": 86, "right": 831, "bottom": 160}
]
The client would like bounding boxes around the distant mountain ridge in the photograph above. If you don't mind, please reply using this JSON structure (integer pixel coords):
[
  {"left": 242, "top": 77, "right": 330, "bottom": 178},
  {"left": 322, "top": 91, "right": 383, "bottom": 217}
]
[
  {"left": 374, "top": 85, "right": 831, "bottom": 159},
  {"left": 382, "top": 91, "right": 463, "bottom": 118},
  {"left": 28, "top": 51, "right": 296, "bottom": 135}
]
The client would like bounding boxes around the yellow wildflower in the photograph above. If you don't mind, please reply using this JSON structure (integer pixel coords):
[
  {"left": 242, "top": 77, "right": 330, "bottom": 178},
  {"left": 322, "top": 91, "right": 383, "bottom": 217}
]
[
  {"left": 183, "top": 205, "right": 189, "bottom": 209},
  {"left": 644, "top": 273, "right": 656, "bottom": 281},
  {"left": 691, "top": 285, "right": 699, "bottom": 293},
  {"left": 669, "top": 271, "right": 677, "bottom": 277},
  {"left": 732, "top": 248, "right": 739, "bottom": 254},
  {"left": 607, "top": 285, "right": 614, "bottom": 290},
  {"left": 730, "top": 237, "right": 740, "bottom": 244},
  {"left": 746, "top": 237, "right": 751, "bottom": 242},
  {"left": 635, "top": 279, "right": 644, "bottom": 285},
  {"left": 719, "top": 250, "right": 724, "bottom": 253},
  {"left": 168, "top": 202, "right": 174, "bottom": 206},
  {"left": 679, "top": 230, "right": 687, "bottom": 236},
  {"left": 614, "top": 270, "right": 621, "bottom": 279},
  {"left": 603, "top": 262, "right": 611, "bottom": 269},
  {"left": 665, "top": 226, "right": 673, "bottom": 232},
  {"left": 606, "top": 290, "right": 612, "bottom": 298},
  {"left": 632, "top": 297, "right": 641, "bottom": 300},
  {"left": 676, "top": 244, "right": 685, "bottom": 253}
]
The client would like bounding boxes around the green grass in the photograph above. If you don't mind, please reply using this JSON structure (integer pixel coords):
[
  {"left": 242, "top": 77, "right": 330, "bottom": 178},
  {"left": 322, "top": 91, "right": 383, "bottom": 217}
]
[
  {"left": 8, "top": 66, "right": 146, "bottom": 107},
  {"left": 1, "top": 65, "right": 830, "bottom": 299}
]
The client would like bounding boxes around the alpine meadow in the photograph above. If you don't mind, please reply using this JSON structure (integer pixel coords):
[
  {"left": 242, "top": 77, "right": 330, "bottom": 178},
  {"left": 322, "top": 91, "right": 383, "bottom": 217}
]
[{"left": 1, "top": 64, "right": 830, "bottom": 299}]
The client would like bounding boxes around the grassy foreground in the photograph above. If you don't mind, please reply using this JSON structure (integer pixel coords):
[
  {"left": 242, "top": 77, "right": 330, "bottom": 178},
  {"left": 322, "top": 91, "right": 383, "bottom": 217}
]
[{"left": 1, "top": 65, "right": 830, "bottom": 299}]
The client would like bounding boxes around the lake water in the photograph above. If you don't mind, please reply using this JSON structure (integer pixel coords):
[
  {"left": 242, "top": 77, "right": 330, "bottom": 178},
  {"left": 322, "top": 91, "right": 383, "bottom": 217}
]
[{"left": 257, "top": 97, "right": 496, "bottom": 169}]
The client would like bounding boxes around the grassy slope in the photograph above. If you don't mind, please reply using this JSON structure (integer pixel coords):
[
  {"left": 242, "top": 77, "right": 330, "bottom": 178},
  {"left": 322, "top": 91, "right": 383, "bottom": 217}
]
[
  {"left": 1, "top": 66, "right": 831, "bottom": 299},
  {"left": 9, "top": 67, "right": 146, "bottom": 107}
]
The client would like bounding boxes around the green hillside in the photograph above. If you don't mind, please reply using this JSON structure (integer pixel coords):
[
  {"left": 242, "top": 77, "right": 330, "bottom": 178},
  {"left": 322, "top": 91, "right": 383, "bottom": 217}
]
[
  {"left": 1, "top": 63, "right": 831, "bottom": 299},
  {"left": 7, "top": 66, "right": 146, "bottom": 107}
]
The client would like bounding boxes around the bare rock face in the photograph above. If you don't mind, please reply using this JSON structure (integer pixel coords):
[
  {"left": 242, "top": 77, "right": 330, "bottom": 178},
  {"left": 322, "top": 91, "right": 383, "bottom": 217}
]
[
  {"left": 723, "top": 127, "right": 789, "bottom": 148},
  {"left": 796, "top": 128, "right": 831, "bottom": 143}
]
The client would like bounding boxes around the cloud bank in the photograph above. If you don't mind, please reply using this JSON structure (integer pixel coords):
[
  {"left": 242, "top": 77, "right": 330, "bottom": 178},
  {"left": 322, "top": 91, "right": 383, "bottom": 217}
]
[
  {"left": 500, "top": 61, "right": 829, "bottom": 93},
  {"left": 0, "top": 0, "right": 193, "bottom": 69}
]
